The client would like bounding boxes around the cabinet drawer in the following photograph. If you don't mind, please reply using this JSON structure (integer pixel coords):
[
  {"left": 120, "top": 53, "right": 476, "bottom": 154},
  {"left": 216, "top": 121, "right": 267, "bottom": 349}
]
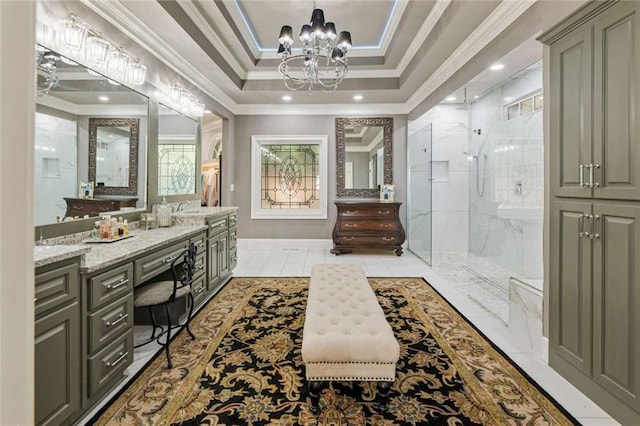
[
  {"left": 191, "top": 232, "right": 206, "bottom": 254},
  {"left": 134, "top": 240, "right": 188, "bottom": 285},
  {"left": 88, "top": 263, "right": 133, "bottom": 311},
  {"left": 194, "top": 252, "right": 206, "bottom": 280},
  {"left": 336, "top": 235, "right": 400, "bottom": 245},
  {"left": 192, "top": 274, "right": 207, "bottom": 306},
  {"left": 208, "top": 217, "right": 228, "bottom": 237},
  {"left": 229, "top": 212, "right": 238, "bottom": 227},
  {"left": 230, "top": 246, "right": 238, "bottom": 270},
  {"left": 338, "top": 220, "right": 398, "bottom": 233},
  {"left": 87, "top": 294, "right": 134, "bottom": 354},
  {"left": 35, "top": 262, "right": 79, "bottom": 316},
  {"left": 229, "top": 227, "right": 238, "bottom": 249},
  {"left": 339, "top": 206, "right": 396, "bottom": 218},
  {"left": 88, "top": 329, "right": 133, "bottom": 397}
]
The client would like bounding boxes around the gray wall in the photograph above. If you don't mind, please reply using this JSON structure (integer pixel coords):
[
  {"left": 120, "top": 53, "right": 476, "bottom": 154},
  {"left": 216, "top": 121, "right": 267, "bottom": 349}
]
[
  {"left": 233, "top": 115, "right": 408, "bottom": 239},
  {"left": 345, "top": 152, "right": 370, "bottom": 188}
]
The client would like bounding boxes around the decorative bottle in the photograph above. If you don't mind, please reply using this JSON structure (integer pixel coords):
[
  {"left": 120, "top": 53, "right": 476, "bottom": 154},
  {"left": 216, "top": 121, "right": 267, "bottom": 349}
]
[{"left": 157, "top": 196, "right": 172, "bottom": 227}]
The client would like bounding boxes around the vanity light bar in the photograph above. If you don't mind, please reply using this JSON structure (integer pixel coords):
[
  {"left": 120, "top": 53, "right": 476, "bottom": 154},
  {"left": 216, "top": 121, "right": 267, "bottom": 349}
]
[
  {"left": 157, "top": 81, "right": 206, "bottom": 119},
  {"left": 47, "top": 14, "right": 147, "bottom": 87}
]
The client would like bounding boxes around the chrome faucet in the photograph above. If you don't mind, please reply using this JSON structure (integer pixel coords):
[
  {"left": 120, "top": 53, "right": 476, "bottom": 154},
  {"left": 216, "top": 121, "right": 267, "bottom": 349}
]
[{"left": 177, "top": 201, "right": 191, "bottom": 212}]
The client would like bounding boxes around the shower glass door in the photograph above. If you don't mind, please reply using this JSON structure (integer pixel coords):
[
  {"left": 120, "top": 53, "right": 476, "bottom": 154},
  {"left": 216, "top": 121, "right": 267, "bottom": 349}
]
[{"left": 407, "top": 123, "right": 432, "bottom": 264}]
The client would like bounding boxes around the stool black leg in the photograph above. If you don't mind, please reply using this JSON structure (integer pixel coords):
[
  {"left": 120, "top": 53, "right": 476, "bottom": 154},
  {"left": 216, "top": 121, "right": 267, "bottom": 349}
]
[
  {"left": 164, "top": 304, "right": 173, "bottom": 368},
  {"left": 376, "top": 381, "right": 391, "bottom": 412},
  {"left": 308, "top": 380, "right": 323, "bottom": 414},
  {"left": 184, "top": 292, "right": 196, "bottom": 340}
]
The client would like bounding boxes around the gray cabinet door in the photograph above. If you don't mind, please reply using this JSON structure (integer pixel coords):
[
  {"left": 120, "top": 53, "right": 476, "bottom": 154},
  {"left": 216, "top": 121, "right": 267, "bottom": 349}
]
[
  {"left": 550, "top": 200, "right": 592, "bottom": 375},
  {"left": 35, "top": 301, "right": 80, "bottom": 426},
  {"left": 208, "top": 235, "right": 220, "bottom": 290},
  {"left": 592, "top": 203, "right": 640, "bottom": 410},
  {"left": 593, "top": 2, "right": 640, "bottom": 200},
  {"left": 550, "top": 26, "right": 593, "bottom": 198},
  {"left": 219, "top": 233, "right": 230, "bottom": 278}
]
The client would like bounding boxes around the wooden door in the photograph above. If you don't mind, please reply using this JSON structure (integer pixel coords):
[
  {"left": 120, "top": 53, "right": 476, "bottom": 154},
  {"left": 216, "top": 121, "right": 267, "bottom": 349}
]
[
  {"left": 550, "top": 26, "right": 593, "bottom": 198},
  {"left": 549, "top": 200, "right": 593, "bottom": 375},
  {"left": 593, "top": 2, "right": 640, "bottom": 200},
  {"left": 35, "top": 302, "right": 80, "bottom": 426},
  {"left": 592, "top": 202, "right": 640, "bottom": 410}
]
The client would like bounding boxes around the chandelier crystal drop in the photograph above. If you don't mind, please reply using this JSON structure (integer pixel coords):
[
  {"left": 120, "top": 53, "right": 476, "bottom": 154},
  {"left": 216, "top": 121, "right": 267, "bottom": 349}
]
[{"left": 277, "top": 1, "right": 352, "bottom": 92}]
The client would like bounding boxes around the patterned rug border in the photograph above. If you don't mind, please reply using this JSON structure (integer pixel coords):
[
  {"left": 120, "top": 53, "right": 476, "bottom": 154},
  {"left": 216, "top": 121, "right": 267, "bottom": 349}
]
[{"left": 89, "top": 276, "right": 581, "bottom": 426}]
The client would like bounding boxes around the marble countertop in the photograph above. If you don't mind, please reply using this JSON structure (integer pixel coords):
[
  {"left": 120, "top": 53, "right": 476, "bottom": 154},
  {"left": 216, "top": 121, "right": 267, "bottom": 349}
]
[
  {"left": 34, "top": 245, "right": 92, "bottom": 268},
  {"left": 80, "top": 225, "right": 208, "bottom": 274},
  {"left": 172, "top": 206, "right": 238, "bottom": 219}
]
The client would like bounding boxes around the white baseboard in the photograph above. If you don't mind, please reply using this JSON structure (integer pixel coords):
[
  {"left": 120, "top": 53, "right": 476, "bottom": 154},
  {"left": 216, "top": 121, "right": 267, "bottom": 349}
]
[{"left": 541, "top": 336, "right": 549, "bottom": 363}]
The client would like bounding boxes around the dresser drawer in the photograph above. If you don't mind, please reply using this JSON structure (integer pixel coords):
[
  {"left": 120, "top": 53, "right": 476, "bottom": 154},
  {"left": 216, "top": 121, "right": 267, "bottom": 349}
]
[
  {"left": 134, "top": 240, "right": 189, "bottom": 285},
  {"left": 194, "top": 252, "right": 206, "bottom": 279},
  {"left": 192, "top": 274, "right": 207, "bottom": 306},
  {"left": 35, "top": 262, "right": 79, "bottom": 316},
  {"left": 208, "top": 217, "right": 228, "bottom": 237},
  {"left": 88, "top": 329, "right": 133, "bottom": 397},
  {"left": 87, "top": 294, "right": 133, "bottom": 354},
  {"left": 229, "top": 227, "right": 238, "bottom": 249},
  {"left": 339, "top": 205, "right": 396, "bottom": 218},
  {"left": 88, "top": 263, "right": 133, "bottom": 311},
  {"left": 335, "top": 235, "right": 401, "bottom": 245},
  {"left": 338, "top": 220, "right": 399, "bottom": 233}
]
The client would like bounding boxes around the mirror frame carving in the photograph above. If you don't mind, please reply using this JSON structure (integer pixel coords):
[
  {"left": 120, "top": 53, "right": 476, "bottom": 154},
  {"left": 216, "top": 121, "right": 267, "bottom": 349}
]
[
  {"left": 335, "top": 117, "right": 393, "bottom": 198},
  {"left": 88, "top": 117, "right": 139, "bottom": 196}
]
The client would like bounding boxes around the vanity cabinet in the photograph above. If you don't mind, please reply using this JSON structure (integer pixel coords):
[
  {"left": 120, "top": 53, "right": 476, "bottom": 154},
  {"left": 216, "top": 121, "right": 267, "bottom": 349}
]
[
  {"left": 35, "top": 258, "right": 81, "bottom": 426},
  {"left": 207, "top": 213, "right": 233, "bottom": 296},
  {"left": 63, "top": 197, "right": 137, "bottom": 219},
  {"left": 541, "top": 2, "right": 640, "bottom": 424},
  {"left": 331, "top": 200, "right": 405, "bottom": 256}
]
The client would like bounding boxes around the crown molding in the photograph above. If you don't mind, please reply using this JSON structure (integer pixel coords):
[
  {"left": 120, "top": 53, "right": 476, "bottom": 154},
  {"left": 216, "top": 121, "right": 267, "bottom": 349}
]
[
  {"left": 397, "top": 0, "right": 451, "bottom": 75},
  {"left": 378, "top": 0, "right": 410, "bottom": 55},
  {"left": 178, "top": 1, "right": 247, "bottom": 79},
  {"left": 234, "top": 102, "right": 408, "bottom": 116},
  {"left": 81, "top": 0, "right": 239, "bottom": 114},
  {"left": 406, "top": 0, "right": 536, "bottom": 112},
  {"left": 37, "top": 96, "right": 148, "bottom": 116},
  {"left": 245, "top": 68, "right": 400, "bottom": 80}
]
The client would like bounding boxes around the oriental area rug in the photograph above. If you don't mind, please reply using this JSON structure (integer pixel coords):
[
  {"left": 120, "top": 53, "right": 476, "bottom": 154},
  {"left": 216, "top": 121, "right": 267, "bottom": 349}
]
[{"left": 94, "top": 277, "right": 577, "bottom": 425}]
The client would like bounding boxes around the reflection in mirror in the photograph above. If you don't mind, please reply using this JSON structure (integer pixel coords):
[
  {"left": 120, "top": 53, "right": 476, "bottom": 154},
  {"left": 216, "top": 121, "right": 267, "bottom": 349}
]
[
  {"left": 34, "top": 45, "right": 148, "bottom": 226},
  {"left": 89, "top": 118, "right": 139, "bottom": 194},
  {"left": 336, "top": 117, "right": 393, "bottom": 198},
  {"left": 158, "top": 104, "right": 198, "bottom": 196}
]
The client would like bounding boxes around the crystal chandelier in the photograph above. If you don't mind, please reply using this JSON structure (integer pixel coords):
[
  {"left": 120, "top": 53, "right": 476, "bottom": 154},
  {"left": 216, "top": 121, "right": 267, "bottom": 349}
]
[{"left": 277, "top": 1, "right": 352, "bottom": 92}]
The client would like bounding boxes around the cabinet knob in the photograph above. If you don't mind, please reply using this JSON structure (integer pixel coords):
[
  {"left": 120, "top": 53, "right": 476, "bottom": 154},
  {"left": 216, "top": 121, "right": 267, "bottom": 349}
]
[{"left": 382, "top": 236, "right": 395, "bottom": 241}]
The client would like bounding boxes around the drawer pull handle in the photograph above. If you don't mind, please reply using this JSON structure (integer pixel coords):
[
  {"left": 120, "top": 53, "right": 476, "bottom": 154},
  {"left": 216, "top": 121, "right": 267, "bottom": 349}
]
[
  {"left": 343, "top": 237, "right": 355, "bottom": 241},
  {"left": 230, "top": 217, "right": 237, "bottom": 223},
  {"left": 106, "top": 279, "right": 128, "bottom": 290},
  {"left": 231, "top": 234, "right": 237, "bottom": 241},
  {"left": 345, "top": 210, "right": 358, "bottom": 214},
  {"left": 195, "top": 286, "right": 206, "bottom": 294},
  {"left": 231, "top": 255, "right": 237, "bottom": 262},
  {"left": 196, "top": 242, "right": 205, "bottom": 248},
  {"left": 162, "top": 256, "right": 176, "bottom": 264},
  {"left": 378, "top": 210, "right": 391, "bottom": 215},
  {"left": 195, "top": 263, "right": 204, "bottom": 270},
  {"left": 211, "top": 223, "right": 226, "bottom": 229},
  {"left": 382, "top": 237, "right": 395, "bottom": 241},
  {"left": 106, "top": 313, "right": 128, "bottom": 328},
  {"left": 379, "top": 224, "right": 391, "bottom": 228},
  {"left": 34, "top": 297, "right": 38, "bottom": 303},
  {"left": 344, "top": 223, "right": 358, "bottom": 228},
  {"left": 106, "top": 351, "right": 128, "bottom": 368}
]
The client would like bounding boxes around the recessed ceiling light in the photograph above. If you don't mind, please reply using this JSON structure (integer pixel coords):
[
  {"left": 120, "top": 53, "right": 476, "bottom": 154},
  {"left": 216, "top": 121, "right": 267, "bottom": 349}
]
[
  {"left": 490, "top": 63, "right": 505, "bottom": 71},
  {"left": 504, "top": 97, "right": 513, "bottom": 102},
  {"left": 353, "top": 95, "right": 363, "bottom": 101},
  {"left": 474, "top": 95, "right": 479, "bottom": 99},
  {"left": 282, "top": 95, "right": 292, "bottom": 101},
  {"left": 446, "top": 96, "right": 456, "bottom": 101},
  {"left": 205, "top": 109, "right": 212, "bottom": 114},
  {"left": 98, "top": 96, "right": 109, "bottom": 101}
]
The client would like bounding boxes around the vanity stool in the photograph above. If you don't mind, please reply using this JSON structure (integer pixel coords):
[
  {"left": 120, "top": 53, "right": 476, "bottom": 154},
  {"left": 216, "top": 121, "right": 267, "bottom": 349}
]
[
  {"left": 133, "top": 243, "right": 198, "bottom": 368},
  {"left": 301, "top": 264, "right": 400, "bottom": 413}
]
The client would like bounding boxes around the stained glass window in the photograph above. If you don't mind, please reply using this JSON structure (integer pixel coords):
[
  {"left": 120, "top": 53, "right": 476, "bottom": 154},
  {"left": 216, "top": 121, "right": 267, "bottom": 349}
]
[
  {"left": 251, "top": 135, "right": 327, "bottom": 219},
  {"left": 158, "top": 143, "right": 196, "bottom": 196}
]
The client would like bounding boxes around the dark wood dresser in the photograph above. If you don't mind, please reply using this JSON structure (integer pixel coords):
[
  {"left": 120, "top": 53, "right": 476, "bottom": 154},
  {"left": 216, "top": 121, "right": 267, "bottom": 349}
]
[
  {"left": 331, "top": 200, "right": 406, "bottom": 256},
  {"left": 63, "top": 197, "right": 138, "bottom": 219}
]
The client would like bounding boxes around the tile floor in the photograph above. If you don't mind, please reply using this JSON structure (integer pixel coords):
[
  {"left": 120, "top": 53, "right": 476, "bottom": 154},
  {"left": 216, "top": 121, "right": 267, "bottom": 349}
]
[{"left": 79, "top": 238, "right": 620, "bottom": 425}]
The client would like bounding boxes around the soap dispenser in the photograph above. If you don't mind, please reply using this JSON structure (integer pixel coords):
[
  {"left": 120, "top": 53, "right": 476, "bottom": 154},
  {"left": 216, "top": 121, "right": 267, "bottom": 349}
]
[{"left": 157, "top": 196, "right": 172, "bottom": 227}]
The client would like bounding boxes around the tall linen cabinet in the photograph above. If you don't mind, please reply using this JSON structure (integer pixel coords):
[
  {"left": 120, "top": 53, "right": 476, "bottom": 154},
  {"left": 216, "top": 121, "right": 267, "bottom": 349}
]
[{"left": 539, "top": 1, "right": 640, "bottom": 424}]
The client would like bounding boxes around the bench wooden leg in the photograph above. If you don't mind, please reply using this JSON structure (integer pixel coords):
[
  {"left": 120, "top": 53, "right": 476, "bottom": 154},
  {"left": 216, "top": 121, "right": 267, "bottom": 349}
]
[
  {"left": 308, "top": 380, "right": 324, "bottom": 414},
  {"left": 376, "top": 381, "right": 392, "bottom": 412}
]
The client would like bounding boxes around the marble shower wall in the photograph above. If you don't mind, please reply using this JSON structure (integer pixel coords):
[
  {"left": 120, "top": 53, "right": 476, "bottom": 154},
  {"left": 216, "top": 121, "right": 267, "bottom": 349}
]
[
  {"left": 34, "top": 112, "right": 77, "bottom": 225},
  {"left": 468, "top": 62, "right": 543, "bottom": 279},
  {"left": 410, "top": 105, "right": 469, "bottom": 254}
]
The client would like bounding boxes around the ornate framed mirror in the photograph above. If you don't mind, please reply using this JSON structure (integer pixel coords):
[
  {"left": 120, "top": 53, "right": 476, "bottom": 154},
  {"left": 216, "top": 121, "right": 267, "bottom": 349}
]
[
  {"left": 88, "top": 117, "right": 139, "bottom": 196},
  {"left": 335, "top": 117, "right": 393, "bottom": 198}
]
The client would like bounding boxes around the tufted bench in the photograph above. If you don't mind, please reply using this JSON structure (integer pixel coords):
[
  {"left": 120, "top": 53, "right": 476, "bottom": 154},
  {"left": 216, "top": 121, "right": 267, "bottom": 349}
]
[{"left": 302, "top": 264, "right": 400, "bottom": 413}]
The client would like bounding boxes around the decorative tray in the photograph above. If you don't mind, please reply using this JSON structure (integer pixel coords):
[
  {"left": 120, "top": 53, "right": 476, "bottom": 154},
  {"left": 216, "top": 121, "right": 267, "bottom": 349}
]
[{"left": 83, "top": 234, "right": 134, "bottom": 244}]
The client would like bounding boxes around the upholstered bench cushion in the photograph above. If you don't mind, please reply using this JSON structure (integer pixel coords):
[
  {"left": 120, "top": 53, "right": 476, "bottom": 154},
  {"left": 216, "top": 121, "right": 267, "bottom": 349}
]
[
  {"left": 134, "top": 281, "right": 190, "bottom": 307},
  {"left": 302, "top": 264, "right": 400, "bottom": 381}
]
